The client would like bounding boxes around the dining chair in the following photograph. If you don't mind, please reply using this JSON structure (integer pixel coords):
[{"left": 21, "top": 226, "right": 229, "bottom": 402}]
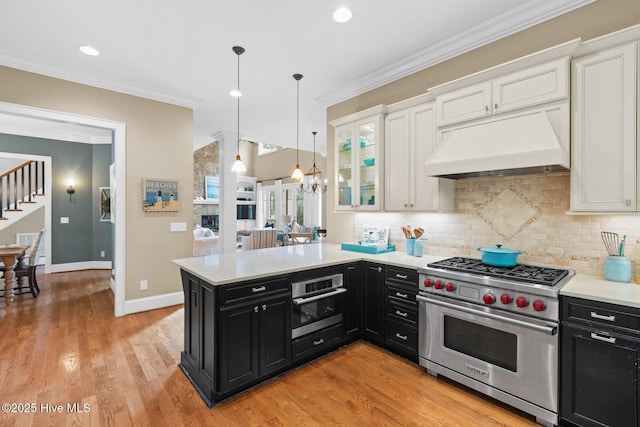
[
  {"left": 290, "top": 233, "right": 313, "bottom": 245},
  {"left": 10, "top": 229, "right": 46, "bottom": 298}
]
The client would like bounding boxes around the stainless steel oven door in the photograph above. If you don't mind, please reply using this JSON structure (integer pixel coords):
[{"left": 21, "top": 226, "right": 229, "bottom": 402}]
[
  {"left": 417, "top": 293, "right": 559, "bottom": 414},
  {"left": 292, "top": 287, "right": 346, "bottom": 339}
]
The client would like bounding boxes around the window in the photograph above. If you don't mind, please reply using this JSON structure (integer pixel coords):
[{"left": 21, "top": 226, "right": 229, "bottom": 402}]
[{"left": 258, "top": 143, "right": 277, "bottom": 156}]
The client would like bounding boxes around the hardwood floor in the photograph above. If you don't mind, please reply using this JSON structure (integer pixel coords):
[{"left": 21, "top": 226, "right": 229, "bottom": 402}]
[{"left": 0, "top": 270, "right": 539, "bottom": 426}]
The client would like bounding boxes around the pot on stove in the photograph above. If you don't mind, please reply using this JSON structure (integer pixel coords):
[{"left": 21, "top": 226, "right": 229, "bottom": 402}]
[{"left": 477, "top": 245, "right": 523, "bottom": 267}]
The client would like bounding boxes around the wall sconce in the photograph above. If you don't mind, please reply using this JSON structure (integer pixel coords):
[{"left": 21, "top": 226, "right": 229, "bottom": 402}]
[{"left": 66, "top": 178, "right": 75, "bottom": 202}]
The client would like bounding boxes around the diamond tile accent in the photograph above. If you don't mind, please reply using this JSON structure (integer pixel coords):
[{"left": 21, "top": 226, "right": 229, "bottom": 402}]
[{"left": 477, "top": 188, "right": 540, "bottom": 241}]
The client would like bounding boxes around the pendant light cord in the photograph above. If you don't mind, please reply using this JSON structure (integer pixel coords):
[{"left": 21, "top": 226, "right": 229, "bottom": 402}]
[
  {"left": 296, "top": 76, "right": 299, "bottom": 164},
  {"left": 237, "top": 51, "right": 240, "bottom": 153}
]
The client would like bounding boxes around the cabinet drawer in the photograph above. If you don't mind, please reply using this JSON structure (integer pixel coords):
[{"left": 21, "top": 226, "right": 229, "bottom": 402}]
[
  {"left": 387, "top": 299, "right": 418, "bottom": 325},
  {"left": 385, "top": 267, "right": 418, "bottom": 286},
  {"left": 563, "top": 297, "right": 640, "bottom": 335},
  {"left": 292, "top": 324, "right": 342, "bottom": 360},
  {"left": 386, "top": 284, "right": 417, "bottom": 306},
  {"left": 220, "top": 277, "right": 289, "bottom": 307},
  {"left": 385, "top": 319, "right": 418, "bottom": 356}
]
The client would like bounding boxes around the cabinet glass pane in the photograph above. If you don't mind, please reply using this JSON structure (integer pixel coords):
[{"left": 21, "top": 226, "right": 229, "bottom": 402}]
[
  {"left": 337, "top": 127, "right": 354, "bottom": 207},
  {"left": 358, "top": 121, "right": 376, "bottom": 207}
]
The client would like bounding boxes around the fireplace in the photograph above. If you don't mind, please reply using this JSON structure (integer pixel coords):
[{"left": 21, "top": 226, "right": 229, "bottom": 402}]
[{"left": 201, "top": 215, "right": 219, "bottom": 231}]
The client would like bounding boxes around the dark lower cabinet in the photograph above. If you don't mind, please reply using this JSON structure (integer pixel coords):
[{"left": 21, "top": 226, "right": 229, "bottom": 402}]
[
  {"left": 343, "top": 262, "right": 361, "bottom": 341},
  {"left": 361, "top": 263, "right": 385, "bottom": 345},
  {"left": 292, "top": 323, "right": 342, "bottom": 360},
  {"left": 219, "top": 292, "right": 291, "bottom": 394},
  {"left": 384, "top": 267, "right": 418, "bottom": 361},
  {"left": 560, "top": 296, "right": 640, "bottom": 427}
]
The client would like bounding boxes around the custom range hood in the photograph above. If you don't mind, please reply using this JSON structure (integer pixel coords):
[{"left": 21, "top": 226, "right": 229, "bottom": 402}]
[{"left": 425, "top": 108, "right": 570, "bottom": 180}]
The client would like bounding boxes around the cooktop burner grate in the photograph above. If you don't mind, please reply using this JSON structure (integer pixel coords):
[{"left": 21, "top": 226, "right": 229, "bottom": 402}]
[{"left": 427, "top": 257, "right": 570, "bottom": 287}]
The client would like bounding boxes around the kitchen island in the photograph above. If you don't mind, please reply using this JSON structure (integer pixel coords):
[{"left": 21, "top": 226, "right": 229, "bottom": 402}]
[{"left": 173, "top": 242, "right": 443, "bottom": 406}]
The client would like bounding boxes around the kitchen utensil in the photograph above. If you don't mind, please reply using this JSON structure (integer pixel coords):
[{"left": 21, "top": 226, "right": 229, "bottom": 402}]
[
  {"left": 477, "top": 245, "right": 523, "bottom": 267},
  {"left": 620, "top": 234, "right": 627, "bottom": 256},
  {"left": 601, "top": 231, "right": 620, "bottom": 256},
  {"left": 414, "top": 228, "right": 425, "bottom": 239}
]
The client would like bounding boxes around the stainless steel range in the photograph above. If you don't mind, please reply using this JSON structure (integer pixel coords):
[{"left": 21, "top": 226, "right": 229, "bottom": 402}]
[{"left": 417, "top": 257, "right": 574, "bottom": 427}]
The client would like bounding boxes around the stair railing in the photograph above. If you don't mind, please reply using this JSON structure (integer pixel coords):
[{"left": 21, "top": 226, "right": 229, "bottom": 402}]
[{"left": 0, "top": 160, "right": 45, "bottom": 220}]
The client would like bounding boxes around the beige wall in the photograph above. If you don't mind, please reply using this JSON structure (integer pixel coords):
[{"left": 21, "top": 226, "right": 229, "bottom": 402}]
[
  {"left": 326, "top": 0, "right": 640, "bottom": 276},
  {"left": 251, "top": 144, "right": 325, "bottom": 184},
  {"left": 0, "top": 65, "right": 193, "bottom": 301}
]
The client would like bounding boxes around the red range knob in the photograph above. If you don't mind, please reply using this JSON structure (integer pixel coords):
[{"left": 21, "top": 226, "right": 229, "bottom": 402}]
[
  {"left": 533, "top": 300, "right": 547, "bottom": 312},
  {"left": 483, "top": 293, "right": 496, "bottom": 305},
  {"left": 445, "top": 283, "right": 456, "bottom": 292},
  {"left": 434, "top": 281, "right": 444, "bottom": 290},
  {"left": 423, "top": 278, "right": 433, "bottom": 288},
  {"left": 500, "top": 294, "right": 513, "bottom": 304},
  {"left": 516, "top": 297, "right": 529, "bottom": 308}
]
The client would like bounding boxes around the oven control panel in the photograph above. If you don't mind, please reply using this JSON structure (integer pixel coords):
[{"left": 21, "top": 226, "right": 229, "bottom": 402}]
[{"left": 419, "top": 275, "right": 558, "bottom": 321}]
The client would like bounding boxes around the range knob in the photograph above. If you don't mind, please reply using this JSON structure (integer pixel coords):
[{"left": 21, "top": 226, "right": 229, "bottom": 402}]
[
  {"left": 423, "top": 278, "right": 433, "bottom": 288},
  {"left": 445, "top": 282, "right": 456, "bottom": 292},
  {"left": 516, "top": 297, "right": 529, "bottom": 308},
  {"left": 482, "top": 293, "right": 496, "bottom": 305},
  {"left": 434, "top": 281, "right": 444, "bottom": 290},
  {"left": 533, "top": 300, "right": 547, "bottom": 312},
  {"left": 500, "top": 294, "right": 513, "bottom": 304}
]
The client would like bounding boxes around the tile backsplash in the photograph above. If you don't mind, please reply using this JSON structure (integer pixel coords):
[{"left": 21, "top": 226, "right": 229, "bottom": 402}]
[{"left": 353, "top": 173, "right": 640, "bottom": 277}]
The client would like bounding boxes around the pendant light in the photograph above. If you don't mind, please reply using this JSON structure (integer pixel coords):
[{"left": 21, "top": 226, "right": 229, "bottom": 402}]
[
  {"left": 291, "top": 73, "right": 305, "bottom": 180},
  {"left": 230, "top": 46, "right": 247, "bottom": 173},
  {"left": 301, "top": 131, "right": 327, "bottom": 194}
]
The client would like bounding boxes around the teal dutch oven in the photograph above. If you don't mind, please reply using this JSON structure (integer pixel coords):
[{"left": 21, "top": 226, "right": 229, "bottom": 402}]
[{"left": 477, "top": 245, "right": 523, "bottom": 267}]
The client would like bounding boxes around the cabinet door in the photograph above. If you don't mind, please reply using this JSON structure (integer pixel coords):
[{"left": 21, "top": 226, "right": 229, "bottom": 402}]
[
  {"left": 492, "top": 58, "right": 568, "bottom": 114},
  {"left": 343, "top": 262, "right": 361, "bottom": 340},
  {"left": 384, "top": 110, "right": 411, "bottom": 210},
  {"left": 335, "top": 123, "right": 355, "bottom": 210},
  {"left": 571, "top": 43, "right": 637, "bottom": 212},
  {"left": 435, "top": 82, "right": 492, "bottom": 127},
  {"left": 183, "top": 273, "right": 200, "bottom": 367},
  {"left": 361, "top": 263, "right": 385, "bottom": 345},
  {"left": 219, "top": 303, "right": 259, "bottom": 393},
  {"left": 561, "top": 323, "right": 640, "bottom": 427},
  {"left": 260, "top": 295, "right": 291, "bottom": 376}
]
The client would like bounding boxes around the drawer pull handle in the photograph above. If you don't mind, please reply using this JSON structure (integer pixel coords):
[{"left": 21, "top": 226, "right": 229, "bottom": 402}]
[
  {"left": 590, "top": 332, "right": 616, "bottom": 344},
  {"left": 252, "top": 286, "right": 266, "bottom": 293},
  {"left": 395, "top": 310, "right": 408, "bottom": 318},
  {"left": 313, "top": 339, "right": 325, "bottom": 346},
  {"left": 590, "top": 311, "right": 615, "bottom": 322},
  {"left": 396, "top": 274, "right": 408, "bottom": 279},
  {"left": 395, "top": 333, "right": 408, "bottom": 341},
  {"left": 395, "top": 292, "right": 408, "bottom": 299}
]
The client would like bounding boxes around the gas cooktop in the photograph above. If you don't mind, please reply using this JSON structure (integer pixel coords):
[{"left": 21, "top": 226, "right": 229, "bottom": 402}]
[{"left": 426, "top": 257, "right": 571, "bottom": 287}]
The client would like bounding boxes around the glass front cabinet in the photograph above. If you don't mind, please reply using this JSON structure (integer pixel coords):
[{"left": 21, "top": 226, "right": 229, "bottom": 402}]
[{"left": 331, "top": 106, "right": 385, "bottom": 211}]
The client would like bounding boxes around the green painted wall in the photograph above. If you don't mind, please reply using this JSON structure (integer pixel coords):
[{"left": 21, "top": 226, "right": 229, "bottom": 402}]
[{"left": 0, "top": 133, "right": 113, "bottom": 264}]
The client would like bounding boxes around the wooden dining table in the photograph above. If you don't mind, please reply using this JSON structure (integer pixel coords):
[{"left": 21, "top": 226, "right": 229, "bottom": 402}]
[{"left": 0, "top": 244, "right": 29, "bottom": 306}]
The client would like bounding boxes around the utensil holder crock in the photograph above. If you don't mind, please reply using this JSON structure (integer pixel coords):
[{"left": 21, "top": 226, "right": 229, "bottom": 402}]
[
  {"left": 405, "top": 238, "right": 416, "bottom": 256},
  {"left": 604, "top": 256, "right": 631, "bottom": 282}
]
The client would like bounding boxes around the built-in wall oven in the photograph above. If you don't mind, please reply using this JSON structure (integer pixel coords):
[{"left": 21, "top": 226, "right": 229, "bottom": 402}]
[
  {"left": 291, "top": 273, "right": 345, "bottom": 339},
  {"left": 417, "top": 257, "right": 574, "bottom": 427}
]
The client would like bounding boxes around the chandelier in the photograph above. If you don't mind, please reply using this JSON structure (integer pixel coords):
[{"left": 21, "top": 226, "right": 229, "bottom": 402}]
[{"left": 300, "top": 131, "right": 327, "bottom": 194}]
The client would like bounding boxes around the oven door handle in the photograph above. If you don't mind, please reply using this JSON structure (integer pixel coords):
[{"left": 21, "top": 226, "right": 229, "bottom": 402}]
[
  {"left": 416, "top": 294, "right": 557, "bottom": 336},
  {"left": 292, "top": 287, "right": 347, "bottom": 305}
]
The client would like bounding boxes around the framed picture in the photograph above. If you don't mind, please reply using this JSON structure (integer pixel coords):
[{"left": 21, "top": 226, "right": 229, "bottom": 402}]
[
  {"left": 205, "top": 176, "right": 220, "bottom": 201},
  {"left": 99, "top": 187, "right": 111, "bottom": 222},
  {"left": 143, "top": 178, "right": 179, "bottom": 212}
]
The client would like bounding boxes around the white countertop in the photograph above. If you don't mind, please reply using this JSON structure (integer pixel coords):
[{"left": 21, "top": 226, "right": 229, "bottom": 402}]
[
  {"left": 173, "top": 243, "right": 445, "bottom": 286},
  {"left": 560, "top": 273, "right": 640, "bottom": 309}
]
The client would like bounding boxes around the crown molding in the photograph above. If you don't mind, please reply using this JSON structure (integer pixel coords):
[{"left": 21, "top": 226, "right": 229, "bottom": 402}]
[{"left": 316, "top": 0, "right": 596, "bottom": 107}]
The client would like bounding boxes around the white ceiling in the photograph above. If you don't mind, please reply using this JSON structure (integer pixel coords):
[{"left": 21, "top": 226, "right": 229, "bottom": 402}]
[{"left": 0, "top": 0, "right": 593, "bottom": 155}]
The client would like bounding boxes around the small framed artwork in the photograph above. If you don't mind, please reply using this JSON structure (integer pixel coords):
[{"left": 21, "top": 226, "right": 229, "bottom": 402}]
[
  {"left": 99, "top": 187, "right": 111, "bottom": 222},
  {"left": 205, "top": 176, "right": 220, "bottom": 201},
  {"left": 143, "top": 178, "right": 179, "bottom": 212}
]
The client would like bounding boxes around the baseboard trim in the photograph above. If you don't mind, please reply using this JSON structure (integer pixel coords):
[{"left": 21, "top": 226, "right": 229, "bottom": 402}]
[
  {"left": 50, "top": 261, "right": 112, "bottom": 273},
  {"left": 124, "top": 291, "right": 184, "bottom": 315}
]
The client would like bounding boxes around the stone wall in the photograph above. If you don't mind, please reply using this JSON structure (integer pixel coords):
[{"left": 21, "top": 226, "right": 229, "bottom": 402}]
[{"left": 193, "top": 142, "right": 219, "bottom": 228}]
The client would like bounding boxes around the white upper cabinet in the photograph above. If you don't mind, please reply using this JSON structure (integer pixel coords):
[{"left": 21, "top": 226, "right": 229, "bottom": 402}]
[
  {"left": 571, "top": 42, "right": 638, "bottom": 212},
  {"left": 385, "top": 101, "right": 453, "bottom": 211},
  {"left": 436, "top": 58, "right": 569, "bottom": 127},
  {"left": 331, "top": 106, "right": 385, "bottom": 212}
]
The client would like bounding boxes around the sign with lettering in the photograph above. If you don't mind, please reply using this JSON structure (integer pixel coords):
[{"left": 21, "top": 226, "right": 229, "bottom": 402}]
[{"left": 143, "top": 178, "right": 180, "bottom": 212}]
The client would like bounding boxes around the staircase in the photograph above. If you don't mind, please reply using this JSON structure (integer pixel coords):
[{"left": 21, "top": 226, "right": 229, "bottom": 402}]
[{"left": 0, "top": 160, "right": 46, "bottom": 232}]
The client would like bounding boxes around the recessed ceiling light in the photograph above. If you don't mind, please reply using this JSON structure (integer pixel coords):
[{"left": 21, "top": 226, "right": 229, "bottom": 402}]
[
  {"left": 333, "top": 7, "right": 352, "bottom": 23},
  {"left": 78, "top": 45, "right": 100, "bottom": 56}
]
